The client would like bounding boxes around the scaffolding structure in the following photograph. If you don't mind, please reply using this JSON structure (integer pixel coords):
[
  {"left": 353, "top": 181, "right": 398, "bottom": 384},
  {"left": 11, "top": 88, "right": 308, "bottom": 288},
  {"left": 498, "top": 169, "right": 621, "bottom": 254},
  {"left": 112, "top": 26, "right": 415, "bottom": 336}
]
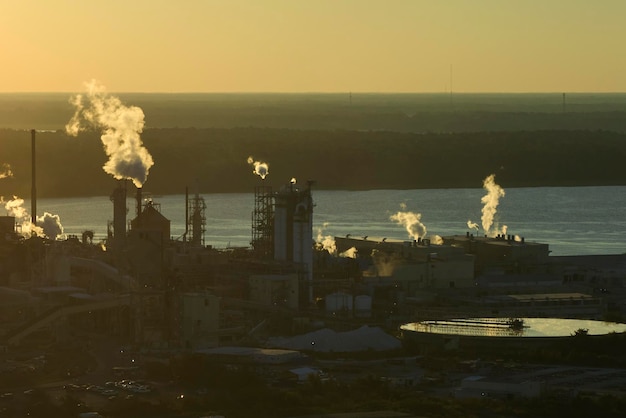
[
  {"left": 251, "top": 185, "right": 274, "bottom": 258},
  {"left": 187, "top": 193, "right": 207, "bottom": 246}
]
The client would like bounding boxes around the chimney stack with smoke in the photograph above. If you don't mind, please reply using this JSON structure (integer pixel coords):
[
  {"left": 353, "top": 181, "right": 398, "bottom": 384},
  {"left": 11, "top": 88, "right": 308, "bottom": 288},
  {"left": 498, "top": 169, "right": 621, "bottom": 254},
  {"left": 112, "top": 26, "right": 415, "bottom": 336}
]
[
  {"left": 110, "top": 182, "right": 127, "bottom": 249},
  {"left": 247, "top": 156, "right": 269, "bottom": 180},
  {"left": 136, "top": 187, "right": 142, "bottom": 217},
  {"left": 65, "top": 80, "right": 154, "bottom": 188},
  {"left": 480, "top": 174, "right": 506, "bottom": 237},
  {"left": 31, "top": 129, "right": 36, "bottom": 225}
]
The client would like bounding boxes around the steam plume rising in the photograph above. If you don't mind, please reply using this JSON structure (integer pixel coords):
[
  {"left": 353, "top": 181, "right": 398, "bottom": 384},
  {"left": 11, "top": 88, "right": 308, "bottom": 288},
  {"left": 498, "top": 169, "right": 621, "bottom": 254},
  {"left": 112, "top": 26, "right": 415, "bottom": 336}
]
[
  {"left": 0, "top": 163, "right": 12, "bottom": 179},
  {"left": 65, "top": 80, "right": 154, "bottom": 188},
  {"left": 339, "top": 247, "right": 358, "bottom": 258},
  {"left": 3, "top": 196, "right": 27, "bottom": 219},
  {"left": 37, "top": 212, "right": 65, "bottom": 240},
  {"left": 390, "top": 208, "right": 427, "bottom": 240},
  {"left": 432, "top": 235, "right": 444, "bottom": 245},
  {"left": 247, "top": 156, "right": 269, "bottom": 179},
  {"left": 467, "top": 220, "right": 479, "bottom": 231},
  {"left": 2, "top": 197, "right": 65, "bottom": 240},
  {"left": 315, "top": 222, "right": 337, "bottom": 254},
  {"left": 480, "top": 174, "right": 505, "bottom": 237}
]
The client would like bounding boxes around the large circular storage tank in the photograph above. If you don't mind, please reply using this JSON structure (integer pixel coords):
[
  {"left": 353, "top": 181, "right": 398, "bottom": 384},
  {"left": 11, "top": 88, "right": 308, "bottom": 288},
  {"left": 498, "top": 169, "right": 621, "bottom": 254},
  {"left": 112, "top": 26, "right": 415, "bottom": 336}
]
[
  {"left": 401, "top": 317, "right": 626, "bottom": 353},
  {"left": 354, "top": 295, "right": 372, "bottom": 317},
  {"left": 325, "top": 292, "right": 353, "bottom": 312}
]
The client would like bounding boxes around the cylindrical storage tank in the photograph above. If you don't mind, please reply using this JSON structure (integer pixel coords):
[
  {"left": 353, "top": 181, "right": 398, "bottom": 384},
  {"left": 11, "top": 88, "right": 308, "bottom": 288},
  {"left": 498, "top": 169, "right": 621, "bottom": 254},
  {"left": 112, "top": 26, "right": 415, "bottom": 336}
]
[
  {"left": 325, "top": 292, "right": 353, "bottom": 313},
  {"left": 354, "top": 295, "right": 372, "bottom": 318}
]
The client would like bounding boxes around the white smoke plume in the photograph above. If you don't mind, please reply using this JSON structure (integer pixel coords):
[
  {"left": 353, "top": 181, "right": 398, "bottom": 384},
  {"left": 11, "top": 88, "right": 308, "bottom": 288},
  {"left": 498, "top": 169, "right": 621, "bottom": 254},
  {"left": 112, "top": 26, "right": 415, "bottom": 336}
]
[
  {"left": 247, "top": 156, "right": 269, "bottom": 179},
  {"left": 2, "top": 196, "right": 65, "bottom": 240},
  {"left": 3, "top": 196, "right": 27, "bottom": 219},
  {"left": 339, "top": 247, "right": 358, "bottom": 258},
  {"left": 480, "top": 174, "right": 505, "bottom": 237},
  {"left": 2, "top": 196, "right": 43, "bottom": 238},
  {"left": 37, "top": 212, "right": 65, "bottom": 240},
  {"left": 0, "top": 163, "right": 13, "bottom": 179},
  {"left": 432, "top": 235, "right": 444, "bottom": 245},
  {"left": 390, "top": 208, "right": 427, "bottom": 240},
  {"left": 65, "top": 80, "right": 154, "bottom": 188},
  {"left": 467, "top": 220, "right": 479, "bottom": 231},
  {"left": 315, "top": 222, "right": 337, "bottom": 254}
]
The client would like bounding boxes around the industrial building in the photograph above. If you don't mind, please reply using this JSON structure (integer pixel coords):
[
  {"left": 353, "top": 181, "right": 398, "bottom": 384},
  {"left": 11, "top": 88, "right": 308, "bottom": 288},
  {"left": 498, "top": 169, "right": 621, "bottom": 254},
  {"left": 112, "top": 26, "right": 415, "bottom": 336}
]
[
  {"left": 1, "top": 163, "right": 625, "bottom": 356},
  {"left": 0, "top": 176, "right": 321, "bottom": 351}
]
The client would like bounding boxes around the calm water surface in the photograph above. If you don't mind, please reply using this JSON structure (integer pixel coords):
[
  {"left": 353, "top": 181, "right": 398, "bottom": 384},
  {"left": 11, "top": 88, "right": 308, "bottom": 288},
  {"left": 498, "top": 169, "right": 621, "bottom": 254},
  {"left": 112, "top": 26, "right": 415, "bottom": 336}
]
[{"left": 17, "top": 186, "right": 626, "bottom": 256}]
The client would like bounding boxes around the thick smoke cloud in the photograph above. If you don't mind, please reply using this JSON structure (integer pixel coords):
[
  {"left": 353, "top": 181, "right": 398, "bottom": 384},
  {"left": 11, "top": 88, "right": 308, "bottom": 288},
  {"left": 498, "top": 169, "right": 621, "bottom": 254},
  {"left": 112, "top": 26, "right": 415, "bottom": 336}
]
[
  {"left": 2, "top": 197, "right": 64, "bottom": 240},
  {"left": 247, "top": 156, "right": 269, "bottom": 179},
  {"left": 315, "top": 223, "right": 358, "bottom": 258},
  {"left": 0, "top": 163, "right": 12, "bottom": 179},
  {"left": 315, "top": 222, "right": 337, "bottom": 254},
  {"left": 2, "top": 196, "right": 42, "bottom": 238},
  {"left": 480, "top": 174, "right": 506, "bottom": 237},
  {"left": 3, "top": 196, "right": 27, "bottom": 220},
  {"left": 390, "top": 209, "right": 427, "bottom": 241},
  {"left": 37, "top": 212, "right": 65, "bottom": 240},
  {"left": 65, "top": 80, "right": 154, "bottom": 188}
]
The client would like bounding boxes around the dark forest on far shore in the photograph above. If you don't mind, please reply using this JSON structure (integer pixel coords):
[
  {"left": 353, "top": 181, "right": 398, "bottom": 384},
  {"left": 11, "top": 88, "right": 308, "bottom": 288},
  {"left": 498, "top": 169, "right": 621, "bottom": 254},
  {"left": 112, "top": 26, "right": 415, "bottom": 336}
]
[{"left": 1, "top": 127, "right": 625, "bottom": 198}]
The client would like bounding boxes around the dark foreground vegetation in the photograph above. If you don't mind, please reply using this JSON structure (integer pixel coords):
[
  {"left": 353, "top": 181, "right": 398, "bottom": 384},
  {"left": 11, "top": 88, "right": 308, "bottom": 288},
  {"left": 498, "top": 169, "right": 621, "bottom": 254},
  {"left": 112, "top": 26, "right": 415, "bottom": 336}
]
[{"left": 2, "top": 127, "right": 626, "bottom": 198}]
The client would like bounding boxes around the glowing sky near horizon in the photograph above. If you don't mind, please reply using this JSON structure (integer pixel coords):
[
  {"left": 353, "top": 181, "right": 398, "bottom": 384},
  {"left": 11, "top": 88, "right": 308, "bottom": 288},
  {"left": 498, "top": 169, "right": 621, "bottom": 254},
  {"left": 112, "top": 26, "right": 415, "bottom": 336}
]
[{"left": 1, "top": 0, "right": 625, "bottom": 93}]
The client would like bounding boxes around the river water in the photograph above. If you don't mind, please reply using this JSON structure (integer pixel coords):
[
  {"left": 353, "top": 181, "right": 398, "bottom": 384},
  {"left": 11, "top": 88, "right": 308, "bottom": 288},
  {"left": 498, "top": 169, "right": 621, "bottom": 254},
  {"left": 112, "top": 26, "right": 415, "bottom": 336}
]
[{"left": 12, "top": 186, "right": 626, "bottom": 256}]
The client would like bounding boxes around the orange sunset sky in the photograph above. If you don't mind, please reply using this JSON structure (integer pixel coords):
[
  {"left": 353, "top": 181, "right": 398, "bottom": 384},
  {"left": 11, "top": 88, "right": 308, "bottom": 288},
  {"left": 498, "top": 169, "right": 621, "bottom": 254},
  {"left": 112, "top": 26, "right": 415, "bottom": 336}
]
[{"left": 1, "top": 0, "right": 625, "bottom": 93}]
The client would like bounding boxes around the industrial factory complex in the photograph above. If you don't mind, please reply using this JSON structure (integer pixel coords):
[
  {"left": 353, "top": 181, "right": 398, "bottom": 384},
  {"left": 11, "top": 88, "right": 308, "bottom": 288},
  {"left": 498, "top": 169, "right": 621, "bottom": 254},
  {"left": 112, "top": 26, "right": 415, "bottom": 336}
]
[
  {"left": 2, "top": 172, "right": 626, "bottom": 353},
  {"left": 2, "top": 128, "right": 626, "bottom": 416}
]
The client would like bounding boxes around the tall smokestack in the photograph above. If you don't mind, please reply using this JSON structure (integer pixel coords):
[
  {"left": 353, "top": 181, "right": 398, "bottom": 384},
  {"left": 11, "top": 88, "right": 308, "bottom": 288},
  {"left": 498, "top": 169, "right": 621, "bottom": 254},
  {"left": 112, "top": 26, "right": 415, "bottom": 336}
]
[
  {"left": 110, "top": 181, "right": 127, "bottom": 248},
  {"left": 31, "top": 129, "right": 36, "bottom": 225},
  {"left": 136, "top": 187, "right": 142, "bottom": 217}
]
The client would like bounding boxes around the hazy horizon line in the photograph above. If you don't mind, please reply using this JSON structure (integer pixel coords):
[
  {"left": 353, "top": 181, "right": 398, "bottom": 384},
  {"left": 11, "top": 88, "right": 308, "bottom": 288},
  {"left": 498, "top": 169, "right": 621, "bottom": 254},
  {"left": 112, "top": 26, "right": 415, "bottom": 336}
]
[{"left": 2, "top": 91, "right": 626, "bottom": 95}]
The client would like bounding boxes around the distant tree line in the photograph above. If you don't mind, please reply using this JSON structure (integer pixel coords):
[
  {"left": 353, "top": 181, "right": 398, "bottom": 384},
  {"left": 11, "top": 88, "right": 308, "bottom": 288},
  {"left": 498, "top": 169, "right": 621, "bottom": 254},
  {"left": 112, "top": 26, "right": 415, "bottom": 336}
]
[{"left": 1, "top": 127, "right": 626, "bottom": 198}]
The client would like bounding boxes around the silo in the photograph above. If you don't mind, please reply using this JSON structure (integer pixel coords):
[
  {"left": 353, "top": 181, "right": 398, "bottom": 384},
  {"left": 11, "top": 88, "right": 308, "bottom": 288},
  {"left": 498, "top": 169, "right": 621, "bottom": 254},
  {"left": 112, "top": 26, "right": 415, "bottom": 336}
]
[{"left": 273, "top": 181, "right": 314, "bottom": 302}]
